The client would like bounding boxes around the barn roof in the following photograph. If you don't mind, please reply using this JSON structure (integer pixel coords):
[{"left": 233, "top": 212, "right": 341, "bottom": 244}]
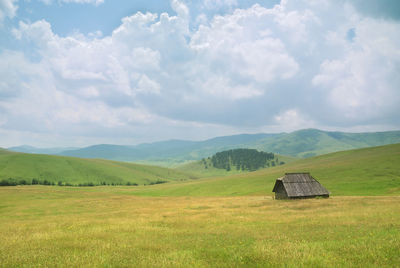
[{"left": 273, "top": 173, "right": 329, "bottom": 197}]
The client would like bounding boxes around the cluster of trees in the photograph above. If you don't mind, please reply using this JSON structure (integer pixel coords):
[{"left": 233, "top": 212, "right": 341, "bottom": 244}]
[
  {"left": 147, "top": 180, "right": 168, "bottom": 185},
  {"left": 0, "top": 178, "right": 139, "bottom": 187},
  {"left": 0, "top": 178, "right": 56, "bottom": 186},
  {"left": 208, "top": 148, "right": 281, "bottom": 171}
]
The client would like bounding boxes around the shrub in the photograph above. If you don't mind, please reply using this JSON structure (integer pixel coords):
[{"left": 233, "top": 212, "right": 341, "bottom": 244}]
[
  {"left": 0, "top": 179, "right": 11, "bottom": 186},
  {"left": 149, "top": 180, "right": 168, "bottom": 185}
]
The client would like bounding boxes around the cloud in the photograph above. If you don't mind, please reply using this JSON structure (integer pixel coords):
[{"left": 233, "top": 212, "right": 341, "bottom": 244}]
[
  {"left": 12, "top": 20, "right": 54, "bottom": 46},
  {"left": 1, "top": 0, "right": 400, "bottom": 147},
  {"left": 0, "top": 0, "right": 18, "bottom": 23},
  {"left": 190, "top": 6, "right": 300, "bottom": 83},
  {"left": 312, "top": 17, "right": 400, "bottom": 125},
  {"left": 274, "top": 109, "right": 315, "bottom": 131},
  {"left": 135, "top": 75, "right": 161, "bottom": 95}
]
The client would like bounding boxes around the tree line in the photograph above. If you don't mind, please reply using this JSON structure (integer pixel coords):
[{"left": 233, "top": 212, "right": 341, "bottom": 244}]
[
  {"left": 208, "top": 148, "right": 282, "bottom": 171},
  {"left": 0, "top": 177, "right": 142, "bottom": 187}
]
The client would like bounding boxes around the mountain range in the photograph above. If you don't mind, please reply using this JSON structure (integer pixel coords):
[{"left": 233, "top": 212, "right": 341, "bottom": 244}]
[
  {"left": 7, "top": 129, "right": 400, "bottom": 165},
  {"left": 7, "top": 145, "right": 78, "bottom": 155}
]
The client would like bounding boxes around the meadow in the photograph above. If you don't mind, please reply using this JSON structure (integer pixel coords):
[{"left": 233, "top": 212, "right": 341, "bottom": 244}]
[
  {"left": 1, "top": 144, "right": 399, "bottom": 267},
  {"left": 0, "top": 149, "right": 194, "bottom": 185},
  {"left": 132, "top": 143, "right": 400, "bottom": 197},
  {"left": 0, "top": 186, "right": 399, "bottom": 267}
]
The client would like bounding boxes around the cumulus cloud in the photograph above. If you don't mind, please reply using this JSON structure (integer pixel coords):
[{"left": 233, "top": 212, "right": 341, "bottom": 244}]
[
  {"left": 1, "top": 0, "right": 400, "bottom": 146},
  {"left": 273, "top": 109, "right": 315, "bottom": 131},
  {"left": 0, "top": 51, "right": 29, "bottom": 99},
  {"left": 312, "top": 17, "right": 400, "bottom": 125},
  {"left": 190, "top": 5, "right": 300, "bottom": 83},
  {"left": 0, "top": 0, "right": 18, "bottom": 23}
]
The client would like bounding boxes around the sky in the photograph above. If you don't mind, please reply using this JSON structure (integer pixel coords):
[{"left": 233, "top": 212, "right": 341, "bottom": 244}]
[{"left": 0, "top": 0, "right": 400, "bottom": 147}]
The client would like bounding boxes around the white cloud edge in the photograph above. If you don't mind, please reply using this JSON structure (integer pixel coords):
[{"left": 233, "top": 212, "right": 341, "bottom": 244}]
[{"left": 1, "top": 0, "right": 400, "bottom": 147}]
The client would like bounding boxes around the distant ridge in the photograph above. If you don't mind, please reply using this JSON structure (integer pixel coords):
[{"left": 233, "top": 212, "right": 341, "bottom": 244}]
[
  {"left": 58, "top": 133, "right": 276, "bottom": 164},
  {"left": 253, "top": 129, "right": 400, "bottom": 158},
  {"left": 8, "top": 145, "right": 78, "bottom": 155},
  {"left": 7, "top": 129, "right": 400, "bottom": 165}
]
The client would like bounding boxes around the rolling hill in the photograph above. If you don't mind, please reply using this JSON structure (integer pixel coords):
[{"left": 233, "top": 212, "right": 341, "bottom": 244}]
[
  {"left": 8, "top": 129, "right": 400, "bottom": 165},
  {"left": 1, "top": 143, "right": 400, "bottom": 196},
  {"left": 251, "top": 128, "right": 400, "bottom": 157},
  {"left": 129, "top": 143, "right": 400, "bottom": 197},
  {"left": 7, "top": 145, "right": 78, "bottom": 155},
  {"left": 57, "top": 133, "right": 275, "bottom": 164},
  {"left": 60, "top": 129, "right": 400, "bottom": 164},
  {"left": 0, "top": 149, "right": 195, "bottom": 185}
]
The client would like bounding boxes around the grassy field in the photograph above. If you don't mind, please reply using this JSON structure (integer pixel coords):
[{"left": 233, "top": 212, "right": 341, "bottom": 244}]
[
  {"left": 0, "top": 186, "right": 399, "bottom": 267},
  {"left": 127, "top": 143, "right": 400, "bottom": 197},
  {"left": 0, "top": 149, "right": 194, "bottom": 185},
  {"left": 1, "top": 144, "right": 399, "bottom": 266},
  {"left": 1, "top": 143, "right": 399, "bottom": 194}
]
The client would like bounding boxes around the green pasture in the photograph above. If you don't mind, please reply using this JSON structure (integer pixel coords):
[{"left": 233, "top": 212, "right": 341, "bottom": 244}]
[
  {"left": 0, "top": 149, "right": 194, "bottom": 185},
  {"left": 125, "top": 143, "right": 400, "bottom": 197}
]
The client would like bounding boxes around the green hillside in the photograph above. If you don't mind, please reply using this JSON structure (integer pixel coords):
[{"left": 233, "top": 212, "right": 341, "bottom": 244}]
[
  {"left": 128, "top": 143, "right": 400, "bottom": 197},
  {"left": 2, "top": 143, "right": 399, "bottom": 196},
  {"left": 0, "top": 149, "right": 194, "bottom": 185},
  {"left": 21, "top": 129, "right": 398, "bottom": 165},
  {"left": 177, "top": 153, "right": 298, "bottom": 178},
  {"left": 253, "top": 129, "right": 400, "bottom": 157}
]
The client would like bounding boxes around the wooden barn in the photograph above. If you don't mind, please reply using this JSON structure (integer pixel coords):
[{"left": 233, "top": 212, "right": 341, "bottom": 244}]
[{"left": 272, "top": 173, "right": 329, "bottom": 199}]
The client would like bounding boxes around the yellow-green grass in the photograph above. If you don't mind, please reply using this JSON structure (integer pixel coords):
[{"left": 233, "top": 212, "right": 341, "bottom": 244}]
[
  {"left": 0, "top": 149, "right": 194, "bottom": 185},
  {"left": 127, "top": 143, "right": 400, "bottom": 197},
  {"left": 0, "top": 186, "right": 399, "bottom": 267}
]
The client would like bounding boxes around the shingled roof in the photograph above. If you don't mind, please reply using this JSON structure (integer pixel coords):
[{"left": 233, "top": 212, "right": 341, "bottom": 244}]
[{"left": 272, "top": 173, "right": 329, "bottom": 199}]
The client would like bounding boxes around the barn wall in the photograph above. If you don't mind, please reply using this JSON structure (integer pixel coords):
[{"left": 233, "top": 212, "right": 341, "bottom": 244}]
[
  {"left": 274, "top": 181, "right": 288, "bottom": 200},
  {"left": 275, "top": 192, "right": 288, "bottom": 200}
]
